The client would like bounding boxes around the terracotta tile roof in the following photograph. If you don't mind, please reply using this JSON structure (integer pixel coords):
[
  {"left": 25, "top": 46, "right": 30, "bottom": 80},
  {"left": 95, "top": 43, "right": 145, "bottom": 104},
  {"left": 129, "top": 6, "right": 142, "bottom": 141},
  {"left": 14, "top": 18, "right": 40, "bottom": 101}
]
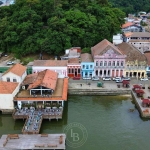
[
  {"left": 2, "top": 63, "right": 26, "bottom": 77},
  {"left": 81, "top": 53, "right": 93, "bottom": 62},
  {"left": 144, "top": 52, "right": 150, "bottom": 65},
  {"left": 0, "top": 81, "right": 19, "bottom": 94},
  {"left": 121, "top": 22, "right": 134, "bottom": 28},
  {"left": 124, "top": 32, "right": 133, "bottom": 37},
  {"left": 14, "top": 78, "right": 68, "bottom": 101},
  {"left": 33, "top": 60, "right": 68, "bottom": 66},
  {"left": 68, "top": 58, "right": 79, "bottom": 63},
  {"left": 22, "top": 69, "right": 58, "bottom": 90},
  {"left": 117, "top": 42, "right": 147, "bottom": 62},
  {"left": 91, "top": 39, "right": 123, "bottom": 56}
]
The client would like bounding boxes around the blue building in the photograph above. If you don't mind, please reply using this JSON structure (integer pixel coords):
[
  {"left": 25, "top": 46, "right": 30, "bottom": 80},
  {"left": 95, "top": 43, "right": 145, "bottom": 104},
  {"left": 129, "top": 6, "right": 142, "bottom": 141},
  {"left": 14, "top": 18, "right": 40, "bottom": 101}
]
[{"left": 81, "top": 53, "right": 94, "bottom": 78}]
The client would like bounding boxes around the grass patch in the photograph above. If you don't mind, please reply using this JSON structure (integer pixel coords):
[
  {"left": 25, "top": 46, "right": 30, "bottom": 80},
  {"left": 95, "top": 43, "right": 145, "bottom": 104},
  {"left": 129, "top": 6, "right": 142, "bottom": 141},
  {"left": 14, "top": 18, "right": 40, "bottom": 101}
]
[{"left": 21, "top": 57, "right": 35, "bottom": 65}]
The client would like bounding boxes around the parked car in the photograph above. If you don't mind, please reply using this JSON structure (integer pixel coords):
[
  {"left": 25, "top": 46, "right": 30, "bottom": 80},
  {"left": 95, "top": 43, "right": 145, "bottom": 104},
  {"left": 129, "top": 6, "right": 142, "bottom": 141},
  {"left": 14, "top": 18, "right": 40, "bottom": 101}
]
[
  {"left": 140, "top": 78, "right": 148, "bottom": 81},
  {"left": 7, "top": 61, "right": 14, "bottom": 65},
  {"left": 92, "top": 76, "right": 99, "bottom": 81},
  {"left": 83, "top": 77, "right": 91, "bottom": 80},
  {"left": 73, "top": 77, "right": 80, "bottom": 80},
  {"left": 116, "top": 79, "right": 122, "bottom": 83},
  {"left": 122, "top": 77, "right": 130, "bottom": 81},
  {"left": 102, "top": 77, "right": 111, "bottom": 81},
  {"left": 113, "top": 77, "right": 121, "bottom": 81}
]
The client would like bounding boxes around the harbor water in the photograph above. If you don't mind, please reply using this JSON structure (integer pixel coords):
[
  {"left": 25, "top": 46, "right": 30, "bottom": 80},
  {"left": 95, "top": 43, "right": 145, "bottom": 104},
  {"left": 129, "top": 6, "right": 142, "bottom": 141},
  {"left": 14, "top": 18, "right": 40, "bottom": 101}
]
[{"left": 0, "top": 95, "right": 150, "bottom": 150}]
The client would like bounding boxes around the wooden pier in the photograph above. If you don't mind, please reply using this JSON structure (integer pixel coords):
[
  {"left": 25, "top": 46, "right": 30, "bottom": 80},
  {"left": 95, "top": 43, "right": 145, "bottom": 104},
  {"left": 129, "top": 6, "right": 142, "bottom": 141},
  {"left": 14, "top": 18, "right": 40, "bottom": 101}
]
[
  {"left": 12, "top": 107, "right": 63, "bottom": 134},
  {"left": 0, "top": 134, "right": 66, "bottom": 149}
]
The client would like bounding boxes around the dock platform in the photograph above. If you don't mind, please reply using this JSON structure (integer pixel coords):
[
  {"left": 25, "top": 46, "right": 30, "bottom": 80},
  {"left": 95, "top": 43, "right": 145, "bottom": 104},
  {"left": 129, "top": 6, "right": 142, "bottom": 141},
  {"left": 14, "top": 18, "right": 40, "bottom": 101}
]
[
  {"left": 0, "top": 134, "right": 66, "bottom": 149},
  {"left": 12, "top": 107, "right": 63, "bottom": 134}
]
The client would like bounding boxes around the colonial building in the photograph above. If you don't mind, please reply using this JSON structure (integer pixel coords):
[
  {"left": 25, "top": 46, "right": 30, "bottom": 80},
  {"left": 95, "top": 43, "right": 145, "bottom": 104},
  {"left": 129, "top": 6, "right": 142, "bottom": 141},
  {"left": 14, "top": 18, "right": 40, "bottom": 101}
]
[
  {"left": 0, "top": 81, "right": 19, "bottom": 113},
  {"left": 81, "top": 53, "right": 94, "bottom": 78},
  {"left": 91, "top": 39, "right": 126, "bottom": 77},
  {"left": 121, "top": 22, "right": 143, "bottom": 33},
  {"left": 67, "top": 58, "right": 81, "bottom": 78},
  {"left": 32, "top": 60, "right": 68, "bottom": 78},
  {"left": 117, "top": 42, "right": 147, "bottom": 78},
  {"left": 1, "top": 63, "right": 27, "bottom": 84},
  {"left": 123, "top": 32, "right": 150, "bottom": 53},
  {"left": 14, "top": 69, "right": 68, "bottom": 109}
]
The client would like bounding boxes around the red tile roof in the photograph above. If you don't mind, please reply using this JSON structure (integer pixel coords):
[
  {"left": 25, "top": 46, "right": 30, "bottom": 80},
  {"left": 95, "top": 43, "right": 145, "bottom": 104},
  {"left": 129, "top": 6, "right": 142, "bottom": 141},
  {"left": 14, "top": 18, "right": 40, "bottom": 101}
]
[
  {"left": 22, "top": 69, "right": 58, "bottom": 90},
  {"left": 121, "top": 22, "right": 134, "bottom": 28},
  {"left": 33, "top": 60, "right": 68, "bottom": 66},
  {"left": 91, "top": 39, "right": 123, "bottom": 56},
  {"left": 68, "top": 58, "right": 80, "bottom": 63},
  {"left": 0, "top": 81, "right": 19, "bottom": 94},
  {"left": 2, "top": 63, "right": 26, "bottom": 77}
]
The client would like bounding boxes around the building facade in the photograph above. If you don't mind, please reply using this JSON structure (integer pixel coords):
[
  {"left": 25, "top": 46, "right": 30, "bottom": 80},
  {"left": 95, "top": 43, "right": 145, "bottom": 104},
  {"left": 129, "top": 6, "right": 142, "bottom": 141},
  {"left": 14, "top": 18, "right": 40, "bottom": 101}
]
[
  {"left": 117, "top": 42, "right": 147, "bottom": 78},
  {"left": 91, "top": 39, "right": 126, "bottom": 77},
  {"left": 32, "top": 60, "right": 68, "bottom": 78},
  {"left": 81, "top": 53, "right": 94, "bottom": 78}
]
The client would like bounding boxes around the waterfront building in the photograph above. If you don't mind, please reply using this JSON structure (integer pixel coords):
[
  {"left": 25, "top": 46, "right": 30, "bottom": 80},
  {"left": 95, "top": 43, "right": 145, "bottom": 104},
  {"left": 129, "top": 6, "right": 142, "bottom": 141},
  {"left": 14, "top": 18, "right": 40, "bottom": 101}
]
[
  {"left": 67, "top": 58, "right": 81, "bottom": 78},
  {"left": 0, "top": 81, "right": 19, "bottom": 113},
  {"left": 32, "top": 60, "right": 68, "bottom": 78},
  {"left": 123, "top": 32, "right": 150, "bottom": 53},
  {"left": 14, "top": 69, "right": 68, "bottom": 109},
  {"left": 81, "top": 53, "right": 94, "bottom": 78},
  {"left": 117, "top": 42, "right": 147, "bottom": 78},
  {"left": 1, "top": 63, "right": 27, "bottom": 85},
  {"left": 91, "top": 39, "right": 126, "bottom": 77}
]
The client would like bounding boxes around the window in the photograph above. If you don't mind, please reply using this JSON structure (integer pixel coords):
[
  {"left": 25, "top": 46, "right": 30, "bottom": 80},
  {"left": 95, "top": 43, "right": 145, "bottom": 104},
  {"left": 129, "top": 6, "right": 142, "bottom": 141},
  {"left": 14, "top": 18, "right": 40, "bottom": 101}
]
[
  {"left": 68, "top": 68, "right": 70, "bottom": 73},
  {"left": 78, "top": 69, "right": 80, "bottom": 73},
  {"left": 13, "top": 78, "right": 17, "bottom": 82},
  {"left": 83, "top": 65, "right": 85, "bottom": 69},
  {"left": 86, "top": 65, "right": 89, "bottom": 69},
  {"left": 90, "top": 65, "right": 92, "bottom": 69},
  {"left": 113, "top": 61, "right": 115, "bottom": 66},
  {"left": 72, "top": 68, "right": 74, "bottom": 73},
  {"left": 121, "top": 61, "right": 124, "bottom": 66},
  {"left": 7, "top": 77, "right": 10, "bottom": 82},
  {"left": 96, "top": 61, "right": 98, "bottom": 66},
  {"left": 108, "top": 61, "right": 111, "bottom": 66},
  {"left": 104, "top": 61, "right": 107, "bottom": 66},
  {"left": 117, "top": 61, "right": 119, "bottom": 66},
  {"left": 100, "top": 61, "right": 103, "bottom": 66}
]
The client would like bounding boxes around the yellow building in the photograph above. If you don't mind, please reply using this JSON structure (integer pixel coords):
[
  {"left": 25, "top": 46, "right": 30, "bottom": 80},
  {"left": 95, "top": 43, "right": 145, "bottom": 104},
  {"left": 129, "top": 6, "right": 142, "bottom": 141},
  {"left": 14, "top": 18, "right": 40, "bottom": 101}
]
[{"left": 118, "top": 42, "right": 147, "bottom": 78}]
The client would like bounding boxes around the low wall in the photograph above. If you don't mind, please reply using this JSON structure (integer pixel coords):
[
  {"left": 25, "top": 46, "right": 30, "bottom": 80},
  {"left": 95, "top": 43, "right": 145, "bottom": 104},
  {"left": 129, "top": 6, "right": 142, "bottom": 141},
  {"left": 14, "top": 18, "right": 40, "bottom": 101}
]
[
  {"left": 68, "top": 88, "right": 131, "bottom": 96},
  {"left": 0, "top": 109, "right": 14, "bottom": 114}
]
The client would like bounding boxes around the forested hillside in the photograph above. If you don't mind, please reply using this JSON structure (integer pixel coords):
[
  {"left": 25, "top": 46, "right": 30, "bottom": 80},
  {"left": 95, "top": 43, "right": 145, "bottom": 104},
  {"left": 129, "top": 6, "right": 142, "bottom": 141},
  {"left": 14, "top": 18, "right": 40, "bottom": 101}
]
[
  {"left": 109, "top": 0, "right": 150, "bottom": 14},
  {"left": 0, "top": 0, "right": 125, "bottom": 57}
]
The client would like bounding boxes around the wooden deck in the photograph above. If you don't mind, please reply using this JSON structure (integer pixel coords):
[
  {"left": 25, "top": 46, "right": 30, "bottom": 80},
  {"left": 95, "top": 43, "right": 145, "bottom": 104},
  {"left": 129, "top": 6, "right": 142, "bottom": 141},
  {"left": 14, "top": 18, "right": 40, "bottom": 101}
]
[
  {"left": 0, "top": 134, "right": 66, "bottom": 149},
  {"left": 12, "top": 107, "right": 63, "bottom": 134}
]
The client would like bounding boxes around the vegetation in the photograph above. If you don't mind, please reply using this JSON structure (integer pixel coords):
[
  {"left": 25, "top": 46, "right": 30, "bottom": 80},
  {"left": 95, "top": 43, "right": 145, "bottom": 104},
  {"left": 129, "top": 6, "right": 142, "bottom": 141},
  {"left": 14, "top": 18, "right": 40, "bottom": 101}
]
[
  {"left": 109, "top": 0, "right": 150, "bottom": 14},
  {"left": 0, "top": 0, "right": 125, "bottom": 57}
]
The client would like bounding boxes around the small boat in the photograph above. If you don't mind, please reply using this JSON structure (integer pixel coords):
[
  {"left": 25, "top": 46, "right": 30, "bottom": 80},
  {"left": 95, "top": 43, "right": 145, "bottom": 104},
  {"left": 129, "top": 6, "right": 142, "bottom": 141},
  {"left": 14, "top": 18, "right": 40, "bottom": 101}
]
[{"left": 129, "top": 108, "right": 135, "bottom": 112}]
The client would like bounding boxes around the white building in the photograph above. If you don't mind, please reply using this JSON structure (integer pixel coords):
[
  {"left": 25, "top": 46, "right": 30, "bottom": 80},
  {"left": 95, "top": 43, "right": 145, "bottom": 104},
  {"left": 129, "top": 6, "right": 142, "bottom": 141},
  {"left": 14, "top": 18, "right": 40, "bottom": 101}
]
[
  {"left": 0, "top": 81, "right": 19, "bottom": 113},
  {"left": 113, "top": 34, "right": 123, "bottom": 45},
  {"left": 1, "top": 63, "right": 27, "bottom": 84},
  {"left": 32, "top": 60, "right": 68, "bottom": 78}
]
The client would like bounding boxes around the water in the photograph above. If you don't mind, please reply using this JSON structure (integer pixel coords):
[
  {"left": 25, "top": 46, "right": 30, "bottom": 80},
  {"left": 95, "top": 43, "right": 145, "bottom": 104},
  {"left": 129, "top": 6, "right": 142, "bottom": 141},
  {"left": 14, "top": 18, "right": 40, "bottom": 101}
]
[{"left": 1, "top": 95, "right": 150, "bottom": 150}]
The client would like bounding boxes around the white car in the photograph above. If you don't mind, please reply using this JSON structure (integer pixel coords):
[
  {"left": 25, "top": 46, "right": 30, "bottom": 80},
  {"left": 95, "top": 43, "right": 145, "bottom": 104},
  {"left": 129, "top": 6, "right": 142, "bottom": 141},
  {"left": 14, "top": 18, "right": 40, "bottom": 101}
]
[
  {"left": 113, "top": 77, "right": 121, "bottom": 81},
  {"left": 140, "top": 78, "right": 148, "bottom": 81},
  {"left": 116, "top": 79, "right": 122, "bottom": 83},
  {"left": 102, "top": 77, "right": 111, "bottom": 81},
  {"left": 7, "top": 61, "right": 14, "bottom": 65},
  {"left": 92, "top": 76, "right": 99, "bottom": 81},
  {"left": 83, "top": 77, "right": 91, "bottom": 80}
]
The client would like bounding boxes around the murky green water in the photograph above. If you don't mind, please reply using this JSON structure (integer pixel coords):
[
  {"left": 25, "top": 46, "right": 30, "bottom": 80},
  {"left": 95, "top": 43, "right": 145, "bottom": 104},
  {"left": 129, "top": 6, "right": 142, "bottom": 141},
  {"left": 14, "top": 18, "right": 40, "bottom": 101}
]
[{"left": 0, "top": 96, "right": 150, "bottom": 150}]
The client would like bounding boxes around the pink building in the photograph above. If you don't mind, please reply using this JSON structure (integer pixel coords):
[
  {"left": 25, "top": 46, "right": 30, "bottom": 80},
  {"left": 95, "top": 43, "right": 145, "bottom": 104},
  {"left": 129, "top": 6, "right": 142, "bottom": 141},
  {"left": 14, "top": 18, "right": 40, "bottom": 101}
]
[{"left": 91, "top": 39, "right": 126, "bottom": 77}]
